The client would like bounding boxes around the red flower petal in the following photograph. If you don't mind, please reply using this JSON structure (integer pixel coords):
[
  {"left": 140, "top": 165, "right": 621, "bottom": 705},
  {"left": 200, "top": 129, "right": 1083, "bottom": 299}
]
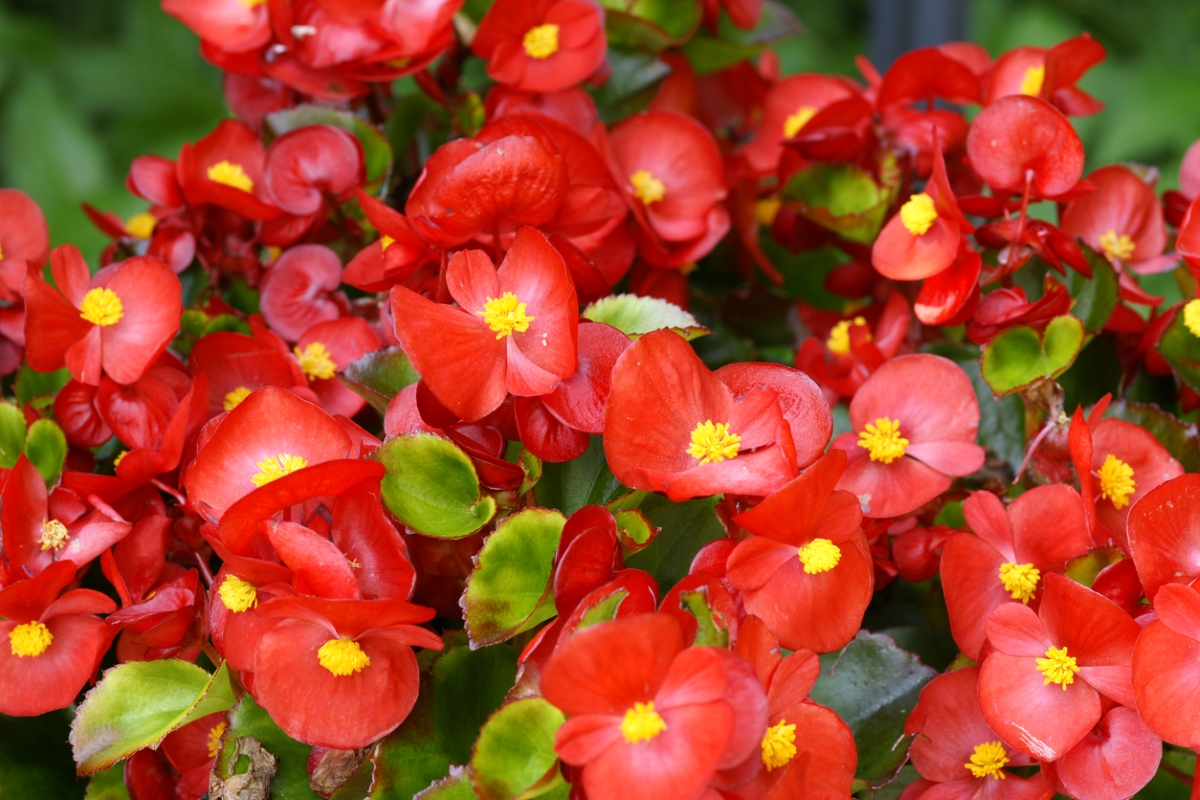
[{"left": 965, "top": 95, "right": 1084, "bottom": 198}]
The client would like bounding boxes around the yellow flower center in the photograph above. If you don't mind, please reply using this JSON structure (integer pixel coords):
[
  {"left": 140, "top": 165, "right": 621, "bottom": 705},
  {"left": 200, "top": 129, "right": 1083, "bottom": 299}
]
[
  {"left": 251, "top": 453, "right": 309, "bottom": 488},
  {"left": 755, "top": 197, "right": 782, "bottom": 227},
  {"left": 1184, "top": 299, "right": 1200, "bottom": 338},
  {"left": 125, "top": 212, "right": 157, "bottom": 239},
  {"left": 630, "top": 170, "right": 666, "bottom": 205},
  {"left": 0, "top": 235, "right": 4, "bottom": 260},
  {"left": 857, "top": 418, "right": 908, "bottom": 464},
  {"left": 1020, "top": 64, "right": 1045, "bottom": 96},
  {"left": 294, "top": 342, "right": 338, "bottom": 381},
  {"left": 380, "top": 235, "right": 395, "bottom": 251},
  {"left": 783, "top": 106, "right": 818, "bottom": 139},
  {"left": 826, "top": 317, "right": 870, "bottom": 356},
  {"left": 760, "top": 719, "right": 797, "bottom": 771},
  {"left": 9, "top": 621, "right": 53, "bottom": 657},
  {"left": 79, "top": 287, "right": 124, "bottom": 327},
  {"left": 224, "top": 386, "right": 253, "bottom": 412},
  {"left": 237, "top": 0, "right": 268, "bottom": 6},
  {"left": 620, "top": 701, "right": 667, "bottom": 744},
  {"left": 1099, "top": 230, "right": 1135, "bottom": 261},
  {"left": 1036, "top": 645, "right": 1080, "bottom": 690},
  {"left": 1097, "top": 454, "right": 1136, "bottom": 510},
  {"left": 218, "top": 575, "right": 258, "bottom": 613},
  {"left": 39, "top": 520, "right": 70, "bottom": 552},
  {"left": 317, "top": 638, "right": 371, "bottom": 676},
  {"left": 477, "top": 292, "right": 534, "bottom": 339},
  {"left": 207, "top": 722, "right": 227, "bottom": 759},
  {"left": 206, "top": 160, "right": 254, "bottom": 192},
  {"left": 114, "top": 450, "right": 128, "bottom": 468},
  {"left": 686, "top": 420, "right": 741, "bottom": 465},
  {"left": 522, "top": 23, "right": 560, "bottom": 59},
  {"left": 900, "top": 193, "right": 938, "bottom": 236},
  {"left": 998, "top": 562, "right": 1040, "bottom": 604},
  {"left": 965, "top": 740, "right": 1009, "bottom": 780},
  {"left": 798, "top": 538, "right": 842, "bottom": 574}
]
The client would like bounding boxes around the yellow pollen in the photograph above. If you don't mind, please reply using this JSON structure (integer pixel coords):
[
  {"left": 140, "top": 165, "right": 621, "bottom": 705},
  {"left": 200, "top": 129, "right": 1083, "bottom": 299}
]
[
  {"left": 857, "top": 418, "right": 909, "bottom": 464},
  {"left": 826, "top": 317, "right": 870, "bottom": 356},
  {"left": 318, "top": 638, "right": 370, "bottom": 676},
  {"left": 39, "top": 520, "right": 70, "bottom": 552},
  {"left": 687, "top": 420, "right": 741, "bottom": 465},
  {"left": 477, "top": 292, "right": 534, "bottom": 339},
  {"left": 755, "top": 197, "right": 782, "bottom": 227},
  {"left": 0, "top": 235, "right": 4, "bottom": 260},
  {"left": 1184, "top": 299, "right": 1200, "bottom": 338},
  {"left": 900, "top": 193, "right": 938, "bottom": 236},
  {"left": 761, "top": 719, "right": 797, "bottom": 770},
  {"left": 798, "top": 538, "right": 842, "bottom": 574},
  {"left": 224, "top": 386, "right": 253, "bottom": 412},
  {"left": 1099, "top": 230, "right": 1135, "bottom": 261},
  {"left": 125, "top": 212, "right": 157, "bottom": 239},
  {"left": 9, "top": 621, "right": 52, "bottom": 657},
  {"left": 380, "top": 235, "right": 395, "bottom": 251},
  {"left": 783, "top": 106, "right": 818, "bottom": 139},
  {"left": 236, "top": 0, "right": 268, "bottom": 6},
  {"left": 218, "top": 575, "right": 258, "bottom": 613},
  {"left": 79, "top": 287, "right": 124, "bottom": 327},
  {"left": 1036, "top": 645, "right": 1080, "bottom": 690},
  {"left": 1020, "top": 64, "right": 1045, "bottom": 96},
  {"left": 206, "top": 160, "right": 254, "bottom": 192},
  {"left": 965, "top": 741, "right": 1009, "bottom": 780},
  {"left": 114, "top": 450, "right": 128, "bottom": 468},
  {"left": 630, "top": 170, "right": 666, "bottom": 205},
  {"left": 998, "top": 562, "right": 1040, "bottom": 603},
  {"left": 206, "top": 722, "right": 227, "bottom": 759},
  {"left": 294, "top": 342, "right": 338, "bottom": 381},
  {"left": 522, "top": 23, "right": 560, "bottom": 59},
  {"left": 620, "top": 701, "right": 667, "bottom": 744},
  {"left": 251, "top": 453, "right": 309, "bottom": 488},
  {"left": 1097, "top": 454, "right": 1136, "bottom": 510}
]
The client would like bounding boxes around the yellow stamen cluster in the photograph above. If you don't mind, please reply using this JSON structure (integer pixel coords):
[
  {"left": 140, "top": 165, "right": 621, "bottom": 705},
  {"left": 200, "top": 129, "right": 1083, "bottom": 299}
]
[
  {"left": 79, "top": 287, "right": 124, "bottom": 327},
  {"left": 125, "top": 212, "right": 157, "bottom": 239},
  {"left": 318, "top": 638, "right": 371, "bottom": 676},
  {"left": 237, "top": 0, "right": 268, "bottom": 7},
  {"left": 39, "top": 519, "right": 70, "bottom": 552},
  {"left": 1099, "top": 230, "right": 1135, "bottom": 262},
  {"left": 9, "top": 621, "right": 53, "bottom": 657},
  {"left": 114, "top": 450, "right": 129, "bottom": 468},
  {"left": 1184, "top": 299, "right": 1200, "bottom": 338},
  {"left": 620, "top": 701, "right": 667, "bottom": 744},
  {"left": 965, "top": 741, "right": 1009, "bottom": 780},
  {"left": 0, "top": 235, "right": 4, "bottom": 260},
  {"left": 1036, "top": 645, "right": 1080, "bottom": 690},
  {"left": 798, "top": 538, "right": 842, "bottom": 575},
  {"left": 218, "top": 575, "right": 258, "bottom": 613},
  {"left": 826, "top": 317, "right": 870, "bottom": 356},
  {"left": 760, "top": 719, "right": 797, "bottom": 770},
  {"left": 1097, "top": 454, "right": 1136, "bottom": 510},
  {"left": 998, "top": 562, "right": 1040, "bottom": 604},
  {"left": 630, "top": 170, "right": 666, "bottom": 205},
  {"left": 1020, "top": 64, "right": 1046, "bottom": 96},
  {"left": 294, "top": 342, "right": 338, "bottom": 381},
  {"left": 783, "top": 106, "right": 818, "bottom": 139},
  {"left": 900, "top": 193, "right": 938, "bottom": 236},
  {"left": 206, "top": 160, "right": 254, "bottom": 192},
  {"left": 251, "top": 453, "right": 309, "bottom": 488},
  {"left": 857, "top": 418, "right": 909, "bottom": 464},
  {"left": 207, "top": 722, "right": 227, "bottom": 759},
  {"left": 687, "top": 420, "right": 741, "bottom": 465},
  {"left": 224, "top": 386, "right": 253, "bottom": 412},
  {"left": 477, "top": 292, "right": 534, "bottom": 339},
  {"left": 755, "top": 197, "right": 782, "bottom": 228},
  {"left": 380, "top": 235, "right": 396, "bottom": 251},
  {"left": 522, "top": 23, "right": 560, "bottom": 59}
]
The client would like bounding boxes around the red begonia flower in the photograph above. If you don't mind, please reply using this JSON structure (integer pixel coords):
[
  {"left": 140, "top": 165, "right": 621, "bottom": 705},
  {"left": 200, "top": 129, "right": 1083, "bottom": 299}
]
[
  {"left": 1131, "top": 582, "right": 1200, "bottom": 747},
  {"left": 263, "top": 125, "right": 365, "bottom": 216},
  {"left": 0, "top": 188, "right": 49, "bottom": 303},
  {"left": 485, "top": 84, "right": 601, "bottom": 136},
  {"left": 343, "top": 189, "right": 437, "bottom": 292},
  {"left": 1061, "top": 165, "right": 1168, "bottom": 273},
  {"left": 604, "top": 330, "right": 831, "bottom": 502},
  {"left": 252, "top": 595, "right": 442, "bottom": 749},
  {"left": 161, "top": 0, "right": 271, "bottom": 53},
  {"left": 224, "top": 72, "right": 295, "bottom": 133},
  {"left": 541, "top": 321, "right": 631, "bottom": 435},
  {"left": 95, "top": 365, "right": 191, "bottom": 451},
  {"left": 153, "top": 711, "right": 228, "bottom": 800},
  {"left": 208, "top": 554, "right": 294, "bottom": 673},
  {"left": 391, "top": 226, "right": 578, "bottom": 422},
  {"left": 831, "top": 354, "right": 984, "bottom": 519},
  {"left": 259, "top": 244, "right": 347, "bottom": 342},
  {"left": 115, "top": 375, "right": 209, "bottom": 486},
  {"left": 294, "top": 317, "right": 382, "bottom": 418},
  {"left": 742, "top": 74, "right": 861, "bottom": 176},
  {"left": 727, "top": 450, "right": 872, "bottom": 653},
  {"left": 1038, "top": 705, "right": 1161, "bottom": 800},
  {"left": 1126, "top": 474, "right": 1200, "bottom": 601},
  {"left": 608, "top": 111, "right": 731, "bottom": 268},
  {"left": 108, "top": 569, "right": 203, "bottom": 662},
  {"left": 23, "top": 247, "right": 183, "bottom": 386},
  {"left": 964, "top": 279, "right": 1072, "bottom": 345},
  {"left": 965, "top": 95, "right": 1085, "bottom": 200},
  {"left": 940, "top": 486, "right": 1092, "bottom": 661},
  {"left": 978, "top": 573, "right": 1140, "bottom": 761},
  {"left": 0, "top": 560, "right": 116, "bottom": 716},
  {"left": 1178, "top": 197, "right": 1200, "bottom": 276},
  {"left": 177, "top": 119, "right": 283, "bottom": 220},
  {"left": 542, "top": 614, "right": 765, "bottom": 800},
  {"left": 984, "top": 34, "right": 1106, "bottom": 117},
  {"left": 189, "top": 331, "right": 309, "bottom": 419},
  {"left": 473, "top": 0, "right": 607, "bottom": 94},
  {"left": 903, "top": 666, "right": 1051, "bottom": 799},
  {"left": 54, "top": 379, "right": 113, "bottom": 448}
]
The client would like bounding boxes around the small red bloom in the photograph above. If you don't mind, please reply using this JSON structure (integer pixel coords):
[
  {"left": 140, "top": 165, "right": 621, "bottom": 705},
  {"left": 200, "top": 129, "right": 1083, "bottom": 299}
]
[
  {"left": 177, "top": 119, "right": 282, "bottom": 221},
  {"left": 965, "top": 279, "right": 1072, "bottom": 345},
  {"left": 343, "top": 189, "right": 437, "bottom": 292},
  {"left": 263, "top": 125, "right": 364, "bottom": 217},
  {"left": 472, "top": 0, "right": 607, "bottom": 94},
  {"left": 259, "top": 244, "right": 348, "bottom": 342},
  {"left": 0, "top": 188, "right": 49, "bottom": 304},
  {"left": 294, "top": 317, "right": 382, "bottom": 418},
  {"left": 1131, "top": 582, "right": 1200, "bottom": 747},
  {"left": 742, "top": 74, "right": 861, "bottom": 176},
  {"left": 189, "top": 331, "right": 309, "bottom": 419},
  {"left": 1061, "top": 165, "right": 1169, "bottom": 273},
  {"left": 1037, "top": 706, "right": 1161, "bottom": 800},
  {"left": 965, "top": 95, "right": 1085, "bottom": 200},
  {"left": 984, "top": 34, "right": 1106, "bottom": 117}
]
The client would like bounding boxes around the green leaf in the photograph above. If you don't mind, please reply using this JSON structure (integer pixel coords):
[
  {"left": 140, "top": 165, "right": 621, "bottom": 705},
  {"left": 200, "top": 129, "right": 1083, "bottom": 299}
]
[
  {"left": 15, "top": 364, "right": 71, "bottom": 408},
  {"left": 808, "top": 631, "right": 937, "bottom": 789},
  {"left": 624, "top": 494, "right": 724, "bottom": 590},
  {"left": 535, "top": 436, "right": 629, "bottom": 515},
  {"left": 614, "top": 509, "right": 658, "bottom": 554},
  {"left": 1158, "top": 309, "right": 1200, "bottom": 392},
  {"left": 463, "top": 509, "right": 566, "bottom": 647},
  {"left": 0, "top": 709, "right": 85, "bottom": 798},
  {"left": 370, "top": 675, "right": 453, "bottom": 800},
  {"left": 376, "top": 433, "right": 497, "bottom": 539},
  {"left": 781, "top": 157, "right": 901, "bottom": 245},
  {"left": 1105, "top": 399, "right": 1200, "bottom": 472},
  {"left": 582, "top": 294, "right": 708, "bottom": 340},
  {"left": 415, "top": 768, "right": 479, "bottom": 800},
  {"left": 84, "top": 763, "right": 130, "bottom": 800},
  {"left": 1064, "top": 247, "right": 1119, "bottom": 334},
  {"left": 432, "top": 639, "right": 520, "bottom": 765},
  {"left": 679, "top": 586, "right": 730, "bottom": 647},
  {"left": 600, "top": 0, "right": 703, "bottom": 52},
  {"left": 341, "top": 345, "right": 422, "bottom": 414},
  {"left": 470, "top": 699, "right": 564, "bottom": 800},
  {"left": 214, "top": 694, "right": 316, "bottom": 800},
  {"left": 0, "top": 401, "right": 27, "bottom": 469},
  {"left": 267, "top": 105, "right": 394, "bottom": 188},
  {"left": 590, "top": 49, "right": 672, "bottom": 122},
  {"left": 980, "top": 315, "right": 1086, "bottom": 397},
  {"left": 71, "top": 660, "right": 236, "bottom": 774},
  {"left": 25, "top": 418, "right": 68, "bottom": 486},
  {"left": 680, "top": 0, "right": 802, "bottom": 74}
]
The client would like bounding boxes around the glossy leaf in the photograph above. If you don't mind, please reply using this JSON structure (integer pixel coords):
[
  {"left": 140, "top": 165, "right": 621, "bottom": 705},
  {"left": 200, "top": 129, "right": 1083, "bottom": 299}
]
[
  {"left": 0, "top": 401, "right": 26, "bottom": 469},
  {"left": 15, "top": 365, "right": 71, "bottom": 409},
  {"left": 342, "top": 345, "right": 422, "bottom": 414},
  {"left": 981, "top": 314, "right": 1085, "bottom": 396},
  {"left": 369, "top": 675, "right": 452, "bottom": 800},
  {"left": 377, "top": 433, "right": 497, "bottom": 539},
  {"left": 536, "top": 436, "right": 629, "bottom": 515},
  {"left": 213, "top": 695, "right": 317, "bottom": 800},
  {"left": 415, "top": 768, "right": 479, "bottom": 800},
  {"left": 582, "top": 294, "right": 707, "bottom": 340},
  {"left": 470, "top": 698, "right": 564, "bottom": 800},
  {"left": 600, "top": 0, "right": 703, "bottom": 52},
  {"left": 782, "top": 156, "right": 901, "bottom": 245},
  {"left": 1064, "top": 246, "right": 1118, "bottom": 334},
  {"left": 1159, "top": 308, "right": 1200, "bottom": 392},
  {"left": 432, "top": 637, "right": 520, "bottom": 765},
  {"left": 25, "top": 418, "right": 67, "bottom": 486},
  {"left": 84, "top": 764, "right": 130, "bottom": 800},
  {"left": 625, "top": 494, "right": 723, "bottom": 589}
]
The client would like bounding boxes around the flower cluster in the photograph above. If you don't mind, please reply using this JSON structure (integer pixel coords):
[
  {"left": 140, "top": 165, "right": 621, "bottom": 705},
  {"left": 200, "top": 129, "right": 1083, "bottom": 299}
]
[{"left": 3, "top": 0, "right": 1200, "bottom": 798}]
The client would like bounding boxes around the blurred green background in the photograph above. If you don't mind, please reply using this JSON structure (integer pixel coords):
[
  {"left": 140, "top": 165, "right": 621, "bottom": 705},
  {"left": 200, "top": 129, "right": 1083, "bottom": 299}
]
[{"left": 1, "top": 0, "right": 1197, "bottom": 259}]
